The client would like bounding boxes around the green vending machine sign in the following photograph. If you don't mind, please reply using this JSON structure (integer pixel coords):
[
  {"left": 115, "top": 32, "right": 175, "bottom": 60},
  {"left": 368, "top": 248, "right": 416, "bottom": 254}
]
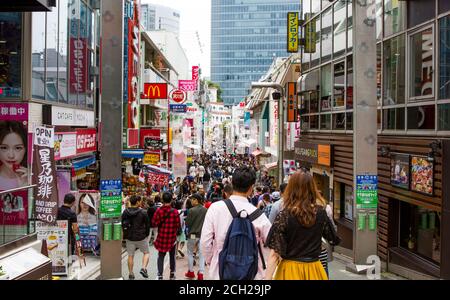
[{"left": 356, "top": 175, "right": 378, "bottom": 209}]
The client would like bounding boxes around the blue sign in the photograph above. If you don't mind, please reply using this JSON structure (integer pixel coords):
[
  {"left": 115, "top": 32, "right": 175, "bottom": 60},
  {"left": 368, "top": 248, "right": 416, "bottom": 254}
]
[
  {"left": 170, "top": 104, "right": 187, "bottom": 113},
  {"left": 100, "top": 180, "right": 122, "bottom": 197},
  {"left": 356, "top": 175, "right": 378, "bottom": 190}
]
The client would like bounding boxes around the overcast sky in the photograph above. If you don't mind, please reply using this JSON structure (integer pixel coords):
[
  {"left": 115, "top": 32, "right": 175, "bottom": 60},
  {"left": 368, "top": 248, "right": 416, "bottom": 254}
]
[{"left": 141, "top": 0, "right": 211, "bottom": 78}]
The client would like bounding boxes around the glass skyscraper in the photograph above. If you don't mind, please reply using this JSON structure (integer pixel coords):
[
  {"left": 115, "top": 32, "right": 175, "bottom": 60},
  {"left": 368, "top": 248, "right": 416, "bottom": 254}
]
[{"left": 211, "top": 0, "right": 300, "bottom": 106}]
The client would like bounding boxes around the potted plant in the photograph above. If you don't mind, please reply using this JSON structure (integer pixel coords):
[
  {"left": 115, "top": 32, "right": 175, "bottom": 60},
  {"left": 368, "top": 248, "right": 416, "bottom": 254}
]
[{"left": 0, "top": 265, "right": 9, "bottom": 280}]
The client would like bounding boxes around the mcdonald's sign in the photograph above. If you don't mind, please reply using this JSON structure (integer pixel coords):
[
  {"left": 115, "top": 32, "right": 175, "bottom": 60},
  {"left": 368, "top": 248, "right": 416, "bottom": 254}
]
[{"left": 142, "top": 83, "right": 168, "bottom": 99}]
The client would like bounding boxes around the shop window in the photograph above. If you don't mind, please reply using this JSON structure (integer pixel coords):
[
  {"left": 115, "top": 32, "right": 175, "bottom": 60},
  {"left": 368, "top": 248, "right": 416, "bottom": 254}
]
[
  {"left": 301, "top": 115, "right": 309, "bottom": 131},
  {"left": 300, "top": 94, "right": 309, "bottom": 114},
  {"left": 347, "top": 0, "right": 353, "bottom": 51},
  {"left": 58, "top": 0, "right": 69, "bottom": 103},
  {"left": 311, "top": 17, "right": 321, "bottom": 68},
  {"left": 440, "top": 0, "right": 450, "bottom": 14},
  {"left": 302, "top": 0, "right": 311, "bottom": 20},
  {"left": 333, "top": 113, "right": 345, "bottom": 130},
  {"left": 68, "top": 0, "right": 79, "bottom": 106},
  {"left": 312, "top": 0, "right": 321, "bottom": 16},
  {"left": 346, "top": 55, "right": 353, "bottom": 109},
  {"left": 383, "top": 35, "right": 406, "bottom": 105},
  {"left": 0, "top": 13, "right": 22, "bottom": 99},
  {"left": 439, "top": 16, "right": 450, "bottom": 100},
  {"left": 410, "top": 27, "right": 434, "bottom": 99},
  {"left": 321, "top": 64, "right": 332, "bottom": 112},
  {"left": 399, "top": 202, "right": 440, "bottom": 264},
  {"left": 384, "top": 0, "right": 406, "bottom": 37},
  {"left": 32, "top": 12, "right": 46, "bottom": 100},
  {"left": 321, "top": 8, "right": 332, "bottom": 63},
  {"left": 302, "top": 51, "right": 310, "bottom": 72},
  {"left": 333, "top": 0, "right": 346, "bottom": 58},
  {"left": 45, "top": 7, "right": 58, "bottom": 102},
  {"left": 333, "top": 61, "right": 345, "bottom": 108},
  {"left": 310, "top": 114, "right": 319, "bottom": 129},
  {"left": 408, "top": 0, "right": 435, "bottom": 29},
  {"left": 407, "top": 105, "right": 435, "bottom": 130},
  {"left": 376, "top": 0, "right": 383, "bottom": 40},
  {"left": 346, "top": 112, "right": 353, "bottom": 130},
  {"left": 383, "top": 108, "right": 405, "bottom": 130},
  {"left": 438, "top": 104, "right": 450, "bottom": 130},
  {"left": 320, "top": 114, "right": 331, "bottom": 130},
  {"left": 310, "top": 91, "right": 319, "bottom": 113}
]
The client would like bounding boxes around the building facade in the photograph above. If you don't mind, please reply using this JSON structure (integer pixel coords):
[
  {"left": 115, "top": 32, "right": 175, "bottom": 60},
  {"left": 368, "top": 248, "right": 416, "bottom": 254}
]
[
  {"left": 297, "top": 0, "right": 450, "bottom": 279},
  {"left": 211, "top": 0, "right": 300, "bottom": 106},
  {"left": 141, "top": 3, "right": 180, "bottom": 36}
]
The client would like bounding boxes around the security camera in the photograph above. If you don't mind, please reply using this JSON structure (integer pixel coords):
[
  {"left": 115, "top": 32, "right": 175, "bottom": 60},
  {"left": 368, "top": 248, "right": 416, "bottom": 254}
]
[{"left": 272, "top": 91, "right": 281, "bottom": 100}]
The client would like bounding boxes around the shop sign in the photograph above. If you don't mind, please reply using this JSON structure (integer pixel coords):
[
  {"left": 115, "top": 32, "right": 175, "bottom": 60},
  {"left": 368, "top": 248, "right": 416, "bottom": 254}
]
[
  {"left": 33, "top": 126, "right": 59, "bottom": 224},
  {"left": 304, "top": 13, "right": 316, "bottom": 53},
  {"left": 100, "top": 180, "right": 122, "bottom": 219},
  {"left": 141, "top": 129, "right": 162, "bottom": 150},
  {"left": 192, "top": 66, "right": 199, "bottom": 89},
  {"left": 286, "top": 82, "right": 298, "bottom": 122},
  {"left": 287, "top": 12, "right": 299, "bottom": 53},
  {"left": 69, "top": 38, "right": 87, "bottom": 93},
  {"left": 356, "top": 175, "right": 378, "bottom": 210},
  {"left": 50, "top": 106, "right": 95, "bottom": 127},
  {"left": 127, "top": 128, "right": 139, "bottom": 148},
  {"left": 179, "top": 80, "right": 197, "bottom": 92},
  {"left": 142, "top": 83, "right": 168, "bottom": 99},
  {"left": 170, "top": 89, "right": 186, "bottom": 103},
  {"left": 294, "top": 142, "right": 331, "bottom": 166},
  {"left": 147, "top": 172, "right": 169, "bottom": 186},
  {"left": 143, "top": 152, "right": 160, "bottom": 166},
  {"left": 170, "top": 104, "right": 187, "bottom": 113},
  {"left": 76, "top": 128, "right": 97, "bottom": 155},
  {"left": 410, "top": 155, "right": 434, "bottom": 196},
  {"left": 54, "top": 133, "right": 77, "bottom": 160},
  {"left": 390, "top": 153, "right": 410, "bottom": 190},
  {"left": 36, "top": 220, "right": 68, "bottom": 275}
]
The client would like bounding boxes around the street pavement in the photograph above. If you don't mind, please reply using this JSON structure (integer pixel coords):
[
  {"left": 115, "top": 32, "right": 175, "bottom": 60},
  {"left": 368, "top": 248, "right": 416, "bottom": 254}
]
[{"left": 120, "top": 243, "right": 394, "bottom": 280}]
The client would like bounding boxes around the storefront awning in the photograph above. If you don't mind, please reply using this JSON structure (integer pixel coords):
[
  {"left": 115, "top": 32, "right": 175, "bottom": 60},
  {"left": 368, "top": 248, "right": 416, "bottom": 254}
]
[
  {"left": 72, "top": 155, "right": 96, "bottom": 171},
  {"left": 264, "top": 161, "right": 278, "bottom": 170},
  {"left": 122, "top": 149, "right": 145, "bottom": 159},
  {"left": 297, "top": 69, "right": 319, "bottom": 93}
]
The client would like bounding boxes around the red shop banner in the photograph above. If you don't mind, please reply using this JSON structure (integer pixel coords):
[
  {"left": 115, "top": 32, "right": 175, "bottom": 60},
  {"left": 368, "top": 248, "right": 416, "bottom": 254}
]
[
  {"left": 140, "top": 129, "right": 160, "bottom": 148},
  {"left": 69, "top": 37, "right": 87, "bottom": 94},
  {"left": 76, "top": 128, "right": 97, "bottom": 155},
  {"left": 147, "top": 173, "right": 169, "bottom": 186}
]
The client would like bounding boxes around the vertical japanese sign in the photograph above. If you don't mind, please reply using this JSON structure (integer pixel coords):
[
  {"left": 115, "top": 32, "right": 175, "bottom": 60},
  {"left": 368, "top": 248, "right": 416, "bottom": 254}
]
[
  {"left": 286, "top": 82, "right": 298, "bottom": 122},
  {"left": 356, "top": 175, "right": 378, "bottom": 210},
  {"left": 192, "top": 66, "right": 200, "bottom": 89},
  {"left": 69, "top": 38, "right": 87, "bottom": 93},
  {"left": 100, "top": 180, "right": 122, "bottom": 219},
  {"left": 287, "top": 12, "right": 299, "bottom": 53},
  {"left": 33, "top": 126, "right": 59, "bottom": 224},
  {"left": 304, "top": 13, "right": 316, "bottom": 53},
  {"left": 36, "top": 220, "right": 69, "bottom": 275}
]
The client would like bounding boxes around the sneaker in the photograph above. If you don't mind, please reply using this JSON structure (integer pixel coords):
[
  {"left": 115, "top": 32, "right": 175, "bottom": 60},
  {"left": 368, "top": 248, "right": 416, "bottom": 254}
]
[
  {"left": 140, "top": 268, "right": 149, "bottom": 279},
  {"left": 157, "top": 275, "right": 163, "bottom": 280},
  {"left": 197, "top": 272, "right": 204, "bottom": 280},
  {"left": 170, "top": 273, "right": 176, "bottom": 280},
  {"left": 129, "top": 274, "right": 135, "bottom": 280},
  {"left": 185, "top": 271, "right": 195, "bottom": 279}
]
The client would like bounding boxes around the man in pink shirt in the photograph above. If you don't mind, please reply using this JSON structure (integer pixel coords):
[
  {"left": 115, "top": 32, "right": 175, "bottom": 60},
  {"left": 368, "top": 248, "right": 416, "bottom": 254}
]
[{"left": 200, "top": 166, "right": 272, "bottom": 280}]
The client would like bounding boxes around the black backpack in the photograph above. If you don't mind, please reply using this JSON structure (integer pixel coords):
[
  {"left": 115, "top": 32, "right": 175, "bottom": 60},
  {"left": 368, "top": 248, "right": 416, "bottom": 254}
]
[{"left": 122, "top": 212, "right": 136, "bottom": 240}]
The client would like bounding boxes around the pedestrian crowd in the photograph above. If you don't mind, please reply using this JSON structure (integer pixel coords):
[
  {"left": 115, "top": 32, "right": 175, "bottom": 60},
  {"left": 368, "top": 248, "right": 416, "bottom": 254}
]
[{"left": 119, "top": 152, "right": 341, "bottom": 280}]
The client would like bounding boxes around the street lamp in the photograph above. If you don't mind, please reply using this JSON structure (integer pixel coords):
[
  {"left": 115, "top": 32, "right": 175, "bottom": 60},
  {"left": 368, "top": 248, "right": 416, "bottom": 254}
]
[{"left": 250, "top": 82, "right": 285, "bottom": 186}]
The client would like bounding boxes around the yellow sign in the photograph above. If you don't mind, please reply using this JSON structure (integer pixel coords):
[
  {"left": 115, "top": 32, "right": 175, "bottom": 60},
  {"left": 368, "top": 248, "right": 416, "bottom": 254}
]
[
  {"left": 287, "top": 12, "right": 299, "bottom": 53},
  {"left": 144, "top": 153, "right": 160, "bottom": 165},
  {"left": 304, "top": 13, "right": 316, "bottom": 54}
]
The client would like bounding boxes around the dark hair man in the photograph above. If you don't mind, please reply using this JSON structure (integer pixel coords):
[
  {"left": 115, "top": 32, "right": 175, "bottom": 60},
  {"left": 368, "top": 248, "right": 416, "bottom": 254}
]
[
  {"left": 122, "top": 195, "right": 151, "bottom": 280},
  {"left": 57, "top": 193, "right": 77, "bottom": 255},
  {"left": 200, "top": 167, "right": 271, "bottom": 280}
]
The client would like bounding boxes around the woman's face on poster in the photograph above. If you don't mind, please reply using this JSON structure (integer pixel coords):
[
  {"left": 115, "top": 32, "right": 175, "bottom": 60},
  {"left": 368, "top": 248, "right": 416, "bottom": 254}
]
[
  {"left": 80, "top": 200, "right": 90, "bottom": 213},
  {"left": 0, "top": 132, "right": 25, "bottom": 171}
]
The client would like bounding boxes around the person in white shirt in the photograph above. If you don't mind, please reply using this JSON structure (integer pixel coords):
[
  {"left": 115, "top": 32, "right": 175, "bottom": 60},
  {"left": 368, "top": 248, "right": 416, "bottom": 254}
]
[
  {"left": 197, "top": 164, "right": 205, "bottom": 184},
  {"left": 189, "top": 163, "right": 197, "bottom": 179},
  {"left": 200, "top": 167, "right": 272, "bottom": 280}
]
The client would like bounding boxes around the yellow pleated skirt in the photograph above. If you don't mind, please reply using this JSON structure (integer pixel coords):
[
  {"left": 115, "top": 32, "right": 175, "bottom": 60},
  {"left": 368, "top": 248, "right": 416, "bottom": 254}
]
[{"left": 273, "top": 259, "right": 329, "bottom": 280}]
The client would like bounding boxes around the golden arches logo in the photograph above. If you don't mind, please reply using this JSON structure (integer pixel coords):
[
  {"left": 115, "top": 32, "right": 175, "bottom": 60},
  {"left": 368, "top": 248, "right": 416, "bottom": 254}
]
[{"left": 147, "top": 85, "right": 161, "bottom": 97}]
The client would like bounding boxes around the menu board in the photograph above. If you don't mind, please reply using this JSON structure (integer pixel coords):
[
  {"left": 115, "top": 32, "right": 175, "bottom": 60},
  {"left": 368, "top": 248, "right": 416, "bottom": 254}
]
[
  {"left": 36, "top": 220, "right": 69, "bottom": 275},
  {"left": 390, "top": 153, "right": 410, "bottom": 190},
  {"left": 410, "top": 156, "right": 434, "bottom": 195}
]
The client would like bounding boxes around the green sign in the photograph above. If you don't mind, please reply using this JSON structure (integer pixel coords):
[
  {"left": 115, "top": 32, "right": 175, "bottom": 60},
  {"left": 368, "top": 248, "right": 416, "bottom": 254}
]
[
  {"left": 100, "top": 195, "right": 122, "bottom": 218},
  {"left": 103, "top": 223, "right": 112, "bottom": 241},
  {"left": 368, "top": 213, "right": 377, "bottom": 231},
  {"left": 356, "top": 175, "right": 378, "bottom": 209},
  {"left": 358, "top": 213, "right": 367, "bottom": 231}
]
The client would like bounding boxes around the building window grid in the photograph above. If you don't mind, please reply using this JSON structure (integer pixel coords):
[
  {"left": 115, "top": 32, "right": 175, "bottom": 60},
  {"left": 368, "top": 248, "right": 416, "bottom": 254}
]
[{"left": 300, "top": 0, "right": 450, "bottom": 135}]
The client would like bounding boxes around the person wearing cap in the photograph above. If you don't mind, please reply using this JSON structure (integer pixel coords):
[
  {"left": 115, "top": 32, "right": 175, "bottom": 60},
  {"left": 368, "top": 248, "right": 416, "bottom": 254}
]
[{"left": 268, "top": 183, "right": 288, "bottom": 223}]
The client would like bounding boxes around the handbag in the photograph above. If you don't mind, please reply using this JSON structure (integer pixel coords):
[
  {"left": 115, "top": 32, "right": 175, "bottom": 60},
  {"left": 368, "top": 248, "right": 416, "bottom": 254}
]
[{"left": 322, "top": 216, "right": 341, "bottom": 246}]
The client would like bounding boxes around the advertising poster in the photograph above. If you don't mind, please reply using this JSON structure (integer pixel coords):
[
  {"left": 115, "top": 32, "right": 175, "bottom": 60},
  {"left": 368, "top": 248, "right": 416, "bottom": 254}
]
[
  {"left": 56, "top": 170, "right": 72, "bottom": 207},
  {"left": 143, "top": 152, "right": 160, "bottom": 166},
  {"left": 54, "top": 133, "right": 77, "bottom": 160},
  {"left": 356, "top": 175, "right": 378, "bottom": 210},
  {"left": 100, "top": 180, "right": 122, "bottom": 219},
  {"left": 33, "top": 126, "right": 59, "bottom": 224},
  {"left": 73, "top": 191, "right": 99, "bottom": 251},
  {"left": 390, "top": 153, "right": 410, "bottom": 190},
  {"left": 411, "top": 156, "right": 434, "bottom": 195},
  {"left": 36, "top": 220, "right": 69, "bottom": 275}
]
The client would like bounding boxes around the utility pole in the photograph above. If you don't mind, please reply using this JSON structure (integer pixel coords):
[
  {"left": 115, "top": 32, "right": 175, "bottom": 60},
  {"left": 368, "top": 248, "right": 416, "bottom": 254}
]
[
  {"left": 349, "top": 0, "right": 378, "bottom": 269},
  {"left": 99, "top": 0, "right": 124, "bottom": 279}
]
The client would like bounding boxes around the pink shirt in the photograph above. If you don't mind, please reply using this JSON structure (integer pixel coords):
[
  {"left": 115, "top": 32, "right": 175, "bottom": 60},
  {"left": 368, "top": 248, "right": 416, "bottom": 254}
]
[{"left": 200, "top": 195, "right": 272, "bottom": 280}]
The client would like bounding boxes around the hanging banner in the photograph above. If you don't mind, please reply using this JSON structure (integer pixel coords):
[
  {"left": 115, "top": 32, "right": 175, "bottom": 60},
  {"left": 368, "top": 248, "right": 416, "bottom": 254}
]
[
  {"left": 147, "top": 172, "right": 169, "bottom": 186},
  {"left": 192, "top": 66, "right": 199, "bottom": 89},
  {"left": 33, "top": 126, "right": 59, "bottom": 224},
  {"left": 69, "top": 38, "right": 88, "bottom": 93},
  {"left": 179, "top": 80, "right": 197, "bottom": 91},
  {"left": 286, "top": 82, "right": 298, "bottom": 122},
  {"left": 74, "top": 191, "right": 100, "bottom": 251},
  {"left": 36, "top": 220, "right": 69, "bottom": 275},
  {"left": 304, "top": 13, "right": 316, "bottom": 53},
  {"left": 287, "top": 12, "right": 299, "bottom": 53},
  {"left": 76, "top": 128, "right": 97, "bottom": 155}
]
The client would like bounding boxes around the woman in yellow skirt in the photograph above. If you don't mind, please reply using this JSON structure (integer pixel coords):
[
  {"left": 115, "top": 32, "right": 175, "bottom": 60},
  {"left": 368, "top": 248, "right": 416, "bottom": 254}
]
[{"left": 264, "top": 171, "right": 341, "bottom": 280}]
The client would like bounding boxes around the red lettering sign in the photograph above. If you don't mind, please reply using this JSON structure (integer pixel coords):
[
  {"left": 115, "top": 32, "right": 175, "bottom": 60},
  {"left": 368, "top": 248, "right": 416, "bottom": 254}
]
[
  {"left": 76, "top": 129, "right": 97, "bottom": 154},
  {"left": 69, "top": 38, "right": 87, "bottom": 93},
  {"left": 170, "top": 89, "right": 186, "bottom": 103}
]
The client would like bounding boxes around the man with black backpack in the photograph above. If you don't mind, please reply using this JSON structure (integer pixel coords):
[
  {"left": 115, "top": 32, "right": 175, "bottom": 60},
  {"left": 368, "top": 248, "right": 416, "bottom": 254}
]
[
  {"left": 200, "top": 166, "right": 272, "bottom": 280},
  {"left": 121, "top": 195, "right": 151, "bottom": 280}
]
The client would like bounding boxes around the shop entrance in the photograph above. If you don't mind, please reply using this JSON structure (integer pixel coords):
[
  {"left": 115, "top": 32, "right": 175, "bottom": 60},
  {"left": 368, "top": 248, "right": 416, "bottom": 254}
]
[{"left": 313, "top": 172, "right": 330, "bottom": 203}]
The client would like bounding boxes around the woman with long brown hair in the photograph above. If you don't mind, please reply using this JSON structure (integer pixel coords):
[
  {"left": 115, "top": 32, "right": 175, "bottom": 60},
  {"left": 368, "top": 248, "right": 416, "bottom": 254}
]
[{"left": 264, "top": 171, "right": 340, "bottom": 280}]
